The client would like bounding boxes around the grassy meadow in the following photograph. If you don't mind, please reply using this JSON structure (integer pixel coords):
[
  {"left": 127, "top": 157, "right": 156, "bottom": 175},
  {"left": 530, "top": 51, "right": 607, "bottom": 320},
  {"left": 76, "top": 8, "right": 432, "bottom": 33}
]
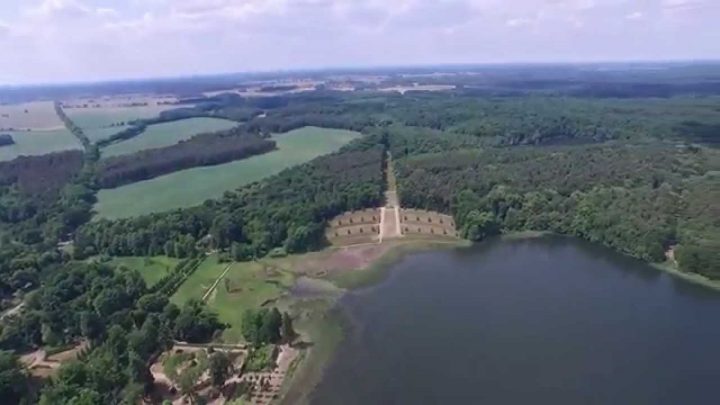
[
  {"left": 170, "top": 255, "right": 294, "bottom": 341},
  {"left": 108, "top": 256, "right": 179, "bottom": 287},
  {"left": 82, "top": 125, "right": 131, "bottom": 143},
  {"left": 0, "top": 129, "right": 82, "bottom": 162},
  {"left": 65, "top": 105, "right": 172, "bottom": 129},
  {"left": 0, "top": 101, "right": 63, "bottom": 130},
  {"left": 101, "top": 117, "right": 238, "bottom": 157},
  {"left": 94, "top": 126, "right": 361, "bottom": 219}
]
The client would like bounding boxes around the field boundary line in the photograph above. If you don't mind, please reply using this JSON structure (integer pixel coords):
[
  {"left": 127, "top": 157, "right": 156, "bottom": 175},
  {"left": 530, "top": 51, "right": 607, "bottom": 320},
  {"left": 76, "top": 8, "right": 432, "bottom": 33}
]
[{"left": 202, "top": 263, "right": 233, "bottom": 302}]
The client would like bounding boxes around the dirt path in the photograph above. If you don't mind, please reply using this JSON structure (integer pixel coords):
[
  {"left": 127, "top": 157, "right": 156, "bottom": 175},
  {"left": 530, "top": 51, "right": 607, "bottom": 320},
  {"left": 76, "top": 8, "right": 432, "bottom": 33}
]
[
  {"left": 1, "top": 302, "right": 24, "bottom": 320},
  {"left": 379, "top": 153, "right": 403, "bottom": 242},
  {"left": 202, "top": 263, "right": 233, "bottom": 302}
]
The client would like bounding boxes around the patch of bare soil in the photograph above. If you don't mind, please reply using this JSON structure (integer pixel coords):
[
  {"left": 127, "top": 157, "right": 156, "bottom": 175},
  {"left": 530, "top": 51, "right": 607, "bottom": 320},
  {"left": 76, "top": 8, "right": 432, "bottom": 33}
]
[{"left": 294, "top": 244, "right": 394, "bottom": 277}]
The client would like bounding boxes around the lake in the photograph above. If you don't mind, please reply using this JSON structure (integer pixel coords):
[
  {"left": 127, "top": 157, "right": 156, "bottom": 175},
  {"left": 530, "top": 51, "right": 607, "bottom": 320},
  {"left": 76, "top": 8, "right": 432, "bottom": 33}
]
[{"left": 309, "top": 236, "right": 720, "bottom": 405}]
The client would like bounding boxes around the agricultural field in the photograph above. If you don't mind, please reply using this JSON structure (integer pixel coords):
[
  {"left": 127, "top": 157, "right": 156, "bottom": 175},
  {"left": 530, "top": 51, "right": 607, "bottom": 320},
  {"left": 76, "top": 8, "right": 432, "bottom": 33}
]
[
  {"left": 65, "top": 105, "right": 172, "bottom": 129},
  {"left": 108, "top": 256, "right": 179, "bottom": 287},
  {"left": 171, "top": 255, "right": 294, "bottom": 341},
  {"left": 82, "top": 125, "right": 131, "bottom": 143},
  {"left": 101, "top": 117, "right": 238, "bottom": 157},
  {"left": 0, "top": 129, "right": 82, "bottom": 162},
  {"left": 0, "top": 101, "right": 64, "bottom": 131},
  {"left": 94, "top": 127, "right": 361, "bottom": 219}
]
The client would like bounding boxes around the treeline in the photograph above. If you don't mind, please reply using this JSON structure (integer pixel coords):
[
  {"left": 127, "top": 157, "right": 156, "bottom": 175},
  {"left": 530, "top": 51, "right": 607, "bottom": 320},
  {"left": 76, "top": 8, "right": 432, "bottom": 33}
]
[
  {"left": 75, "top": 139, "right": 385, "bottom": 259},
  {"left": 395, "top": 142, "right": 720, "bottom": 278},
  {"left": 0, "top": 134, "right": 14, "bottom": 147},
  {"left": 96, "top": 94, "right": 270, "bottom": 148},
  {"left": 96, "top": 132, "right": 276, "bottom": 188},
  {"left": 0, "top": 150, "right": 84, "bottom": 195},
  {"left": 0, "top": 153, "right": 94, "bottom": 305},
  {"left": 0, "top": 261, "right": 224, "bottom": 403},
  {"left": 55, "top": 102, "right": 90, "bottom": 149}
]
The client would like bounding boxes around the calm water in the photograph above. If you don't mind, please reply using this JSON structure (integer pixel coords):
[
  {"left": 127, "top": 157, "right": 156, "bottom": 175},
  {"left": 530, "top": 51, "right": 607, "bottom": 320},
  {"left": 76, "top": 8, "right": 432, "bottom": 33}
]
[{"left": 310, "top": 237, "right": 720, "bottom": 405}]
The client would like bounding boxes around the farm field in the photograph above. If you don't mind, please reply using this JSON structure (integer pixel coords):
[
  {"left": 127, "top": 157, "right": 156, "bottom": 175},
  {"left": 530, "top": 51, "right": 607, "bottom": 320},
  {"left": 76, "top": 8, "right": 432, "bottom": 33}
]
[
  {"left": 0, "top": 101, "right": 64, "bottom": 130},
  {"left": 101, "top": 117, "right": 238, "bottom": 157},
  {"left": 0, "top": 129, "right": 82, "bottom": 162},
  {"left": 94, "top": 126, "right": 361, "bottom": 219},
  {"left": 65, "top": 104, "right": 173, "bottom": 129},
  {"left": 83, "top": 125, "right": 130, "bottom": 143},
  {"left": 108, "top": 256, "right": 179, "bottom": 287},
  {"left": 171, "top": 255, "right": 294, "bottom": 342}
]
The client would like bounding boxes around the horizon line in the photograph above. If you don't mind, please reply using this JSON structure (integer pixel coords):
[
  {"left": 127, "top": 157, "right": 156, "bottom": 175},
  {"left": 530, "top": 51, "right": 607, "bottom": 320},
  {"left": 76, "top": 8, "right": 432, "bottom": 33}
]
[{"left": 2, "top": 58, "right": 720, "bottom": 89}]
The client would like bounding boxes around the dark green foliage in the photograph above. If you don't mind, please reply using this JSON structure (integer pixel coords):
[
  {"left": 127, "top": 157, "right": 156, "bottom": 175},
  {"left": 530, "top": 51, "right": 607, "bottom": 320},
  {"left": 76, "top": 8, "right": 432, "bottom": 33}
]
[
  {"left": 241, "top": 308, "right": 282, "bottom": 347},
  {"left": 0, "top": 351, "right": 29, "bottom": 403},
  {"left": 76, "top": 142, "right": 385, "bottom": 258},
  {"left": 32, "top": 267, "right": 222, "bottom": 404},
  {"left": 208, "top": 351, "right": 233, "bottom": 387},
  {"left": 0, "top": 134, "right": 14, "bottom": 147},
  {"left": 96, "top": 130, "right": 276, "bottom": 188},
  {"left": 173, "top": 299, "right": 224, "bottom": 343},
  {"left": 280, "top": 311, "right": 296, "bottom": 344},
  {"left": 55, "top": 102, "right": 90, "bottom": 150},
  {"left": 0, "top": 151, "right": 84, "bottom": 196},
  {"left": 244, "top": 344, "right": 276, "bottom": 372},
  {"left": 395, "top": 140, "right": 720, "bottom": 275}
]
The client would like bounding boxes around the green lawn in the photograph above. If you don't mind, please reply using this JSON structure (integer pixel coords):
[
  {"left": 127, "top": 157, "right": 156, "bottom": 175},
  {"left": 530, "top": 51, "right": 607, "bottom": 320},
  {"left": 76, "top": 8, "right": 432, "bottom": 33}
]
[
  {"left": 108, "top": 256, "right": 179, "bottom": 287},
  {"left": 171, "top": 255, "right": 227, "bottom": 305},
  {"left": 0, "top": 129, "right": 82, "bottom": 162},
  {"left": 94, "top": 126, "right": 361, "bottom": 219},
  {"left": 101, "top": 117, "right": 238, "bottom": 157},
  {"left": 171, "top": 255, "right": 294, "bottom": 342}
]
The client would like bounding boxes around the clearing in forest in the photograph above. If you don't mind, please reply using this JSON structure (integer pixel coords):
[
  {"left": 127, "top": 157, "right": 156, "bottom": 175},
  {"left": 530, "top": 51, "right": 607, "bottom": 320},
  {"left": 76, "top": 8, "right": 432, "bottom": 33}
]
[
  {"left": 108, "top": 256, "right": 179, "bottom": 288},
  {"left": 171, "top": 255, "right": 294, "bottom": 342},
  {"left": 100, "top": 117, "right": 238, "bottom": 157},
  {"left": 94, "top": 126, "right": 361, "bottom": 219},
  {"left": 0, "top": 129, "right": 82, "bottom": 162},
  {"left": 327, "top": 152, "right": 459, "bottom": 245}
]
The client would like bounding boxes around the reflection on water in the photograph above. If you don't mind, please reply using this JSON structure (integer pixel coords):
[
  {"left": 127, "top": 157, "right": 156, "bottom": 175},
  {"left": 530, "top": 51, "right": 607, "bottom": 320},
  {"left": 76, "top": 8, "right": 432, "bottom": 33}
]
[{"left": 310, "top": 236, "right": 720, "bottom": 405}]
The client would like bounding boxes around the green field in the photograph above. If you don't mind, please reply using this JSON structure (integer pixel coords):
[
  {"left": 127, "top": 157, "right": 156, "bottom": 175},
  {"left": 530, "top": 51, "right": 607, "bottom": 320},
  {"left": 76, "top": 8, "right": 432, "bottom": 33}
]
[
  {"left": 108, "top": 256, "right": 179, "bottom": 287},
  {"left": 94, "top": 127, "right": 361, "bottom": 219},
  {"left": 0, "top": 129, "right": 82, "bottom": 162},
  {"left": 171, "top": 255, "right": 294, "bottom": 342},
  {"left": 0, "top": 101, "right": 63, "bottom": 131},
  {"left": 101, "top": 117, "right": 238, "bottom": 157},
  {"left": 65, "top": 105, "right": 172, "bottom": 129},
  {"left": 83, "top": 125, "right": 130, "bottom": 143}
]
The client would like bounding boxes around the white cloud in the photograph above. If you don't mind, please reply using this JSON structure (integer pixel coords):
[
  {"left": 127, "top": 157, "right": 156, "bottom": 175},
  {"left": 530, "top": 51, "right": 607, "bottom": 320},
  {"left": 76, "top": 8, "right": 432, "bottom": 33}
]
[
  {"left": 506, "top": 17, "right": 533, "bottom": 27},
  {"left": 0, "top": 0, "right": 718, "bottom": 84}
]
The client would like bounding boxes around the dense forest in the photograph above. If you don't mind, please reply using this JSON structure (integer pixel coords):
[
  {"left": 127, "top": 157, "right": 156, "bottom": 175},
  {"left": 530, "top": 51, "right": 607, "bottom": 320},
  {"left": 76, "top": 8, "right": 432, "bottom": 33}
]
[
  {"left": 0, "top": 151, "right": 84, "bottom": 195},
  {"left": 76, "top": 137, "right": 385, "bottom": 259},
  {"left": 0, "top": 261, "right": 224, "bottom": 403},
  {"left": 393, "top": 142, "right": 720, "bottom": 278},
  {"left": 96, "top": 131, "right": 276, "bottom": 188}
]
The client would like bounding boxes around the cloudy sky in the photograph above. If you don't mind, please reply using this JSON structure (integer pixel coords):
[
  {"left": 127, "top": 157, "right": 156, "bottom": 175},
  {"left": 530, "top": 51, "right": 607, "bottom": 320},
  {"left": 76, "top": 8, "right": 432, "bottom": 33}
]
[{"left": 0, "top": 0, "right": 718, "bottom": 84}]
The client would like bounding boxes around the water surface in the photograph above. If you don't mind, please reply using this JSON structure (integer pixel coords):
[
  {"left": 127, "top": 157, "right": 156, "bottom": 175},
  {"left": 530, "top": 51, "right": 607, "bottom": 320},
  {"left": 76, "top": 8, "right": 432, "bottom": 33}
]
[{"left": 310, "top": 237, "right": 720, "bottom": 405}]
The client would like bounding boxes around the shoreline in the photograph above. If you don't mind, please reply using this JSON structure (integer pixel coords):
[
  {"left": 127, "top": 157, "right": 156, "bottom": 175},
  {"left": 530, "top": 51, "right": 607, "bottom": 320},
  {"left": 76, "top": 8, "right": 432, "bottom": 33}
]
[
  {"left": 277, "top": 234, "right": 720, "bottom": 404},
  {"left": 651, "top": 261, "right": 720, "bottom": 291},
  {"left": 503, "top": 230, "right": 720, "bottom": 291},
  {"left": 279, "top": 238, "right": 468, "bottom": 405}
]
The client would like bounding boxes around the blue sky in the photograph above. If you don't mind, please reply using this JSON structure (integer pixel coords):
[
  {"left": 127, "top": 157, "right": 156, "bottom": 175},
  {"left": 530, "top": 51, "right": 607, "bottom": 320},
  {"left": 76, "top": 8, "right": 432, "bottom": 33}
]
[{"left": 0, "top": 0, "right": 718, "bottom": 84}]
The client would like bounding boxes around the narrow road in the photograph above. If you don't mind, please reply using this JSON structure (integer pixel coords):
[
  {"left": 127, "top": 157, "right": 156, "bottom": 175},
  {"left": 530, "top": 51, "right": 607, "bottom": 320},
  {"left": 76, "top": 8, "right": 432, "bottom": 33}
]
[
  {"left": 378, "top": 153, "right": 402, "bottom": 241},
  {"left": 201, "top": 263, "right": 233, "bottom": 302}
]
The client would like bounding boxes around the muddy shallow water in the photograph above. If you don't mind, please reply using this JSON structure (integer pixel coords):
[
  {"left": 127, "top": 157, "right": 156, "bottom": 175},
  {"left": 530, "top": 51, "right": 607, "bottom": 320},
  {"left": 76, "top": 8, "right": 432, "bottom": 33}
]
[{"left": 309, "top": 236, "right": 720, "bottom": 405}]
